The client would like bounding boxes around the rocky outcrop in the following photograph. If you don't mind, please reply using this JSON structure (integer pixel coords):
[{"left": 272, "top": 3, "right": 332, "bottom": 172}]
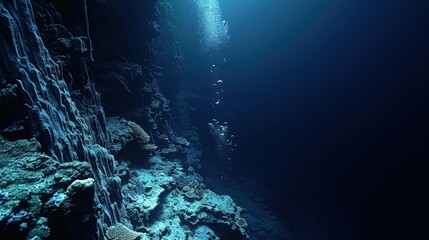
[
  {"left": 0, "top": 0, "right": 125, "bottom": 238},
  {"left": 0, "top": 0, "right": 249, "bottom": 239},
  {"left": 0, "top": 136, "right": 93, "bottom": 239},
  {"left": 122, "top": 156, "right": 248, "bottom": 239}
]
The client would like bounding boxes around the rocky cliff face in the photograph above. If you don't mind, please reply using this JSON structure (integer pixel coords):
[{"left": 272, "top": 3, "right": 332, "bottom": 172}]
[{"left": 0, "top": 0, "right": 248, "bottom": 239}]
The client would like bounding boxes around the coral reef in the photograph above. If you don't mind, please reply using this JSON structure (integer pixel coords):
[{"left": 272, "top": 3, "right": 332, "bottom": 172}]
[
  {"left": 0, "top": 136, "right": 93, "bottom": 239},
  {"left": 122, "top": 156, "right": 248, "bottom": 239},
  {"left": 0, "top": 0, "right": 249, "bottom": 239},
  {"left": 106, "top": 223, "right": 143, "bottom": 240},
  {"left": 128, "top": 121, "right": 151, "bottom": 144}
]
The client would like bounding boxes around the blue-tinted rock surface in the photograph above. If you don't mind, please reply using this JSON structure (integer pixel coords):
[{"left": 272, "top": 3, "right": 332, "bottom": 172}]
[{"left": 0, "top": 0, "right": 249, "bottom": 239}]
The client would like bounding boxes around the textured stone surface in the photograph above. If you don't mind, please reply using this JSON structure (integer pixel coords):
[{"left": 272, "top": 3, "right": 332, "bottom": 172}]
[
  {"left": 121, "top": 156, "right": 248, "bottom": 239},
  {"left": 0, "top": 136, "right": 93, "bottom": 239},
  {"left": 107, "top": 117, "right": 134, "bottom": 154},
  {"left": 0, "top": 0, "right": 250, "bottom": 239},
  {"left": 0, "top": 1, "right": 126, "bottom": 238}
]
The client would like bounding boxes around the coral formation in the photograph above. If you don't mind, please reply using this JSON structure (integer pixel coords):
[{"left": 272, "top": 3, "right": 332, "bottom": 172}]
[
  {"left": 106, "top": 223, "right": 143, "bottom": 240},
  {"left": 128, "top": 121, "right": 151, "bottom": 145},
  {"left": 0, "top": 136, "right": 93, "bottom": 239},
  {"left": 0, "top": 0, "right": 249, "bottom": 239}
]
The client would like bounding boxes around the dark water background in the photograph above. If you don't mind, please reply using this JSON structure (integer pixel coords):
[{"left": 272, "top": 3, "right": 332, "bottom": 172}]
[{"left": 175, "top": 0, "right": 429, "bottom": 239}]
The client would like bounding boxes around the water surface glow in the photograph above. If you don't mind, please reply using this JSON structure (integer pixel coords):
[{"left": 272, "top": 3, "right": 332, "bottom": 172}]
[{"left": 195, "top": 0, "right": 229, "bottom": 52}]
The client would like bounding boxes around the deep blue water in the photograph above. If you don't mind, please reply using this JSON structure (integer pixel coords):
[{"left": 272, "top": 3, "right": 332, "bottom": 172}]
[{"left": 174, "top": 0, "right": 429, "bottom": 239}]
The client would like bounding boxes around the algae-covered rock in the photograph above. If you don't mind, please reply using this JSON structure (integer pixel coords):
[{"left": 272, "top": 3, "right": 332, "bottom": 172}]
[
  {"left": 0, "top": 84, "right": 17, "bottom": 109},
  {"left": 0, "top": 137, "right": 95, "bottom": 239},
  {"left": 193, "top": 225, "right": 219, "bottom": 240},
  {"left": 107, "top": 117, "right": 134, "bottom": 154},
  {"left": 66, "top": 178, "right": 95, "bottom": 195},
  {"left": 121, "top": 155, "right": 248, "bottom": 239}
]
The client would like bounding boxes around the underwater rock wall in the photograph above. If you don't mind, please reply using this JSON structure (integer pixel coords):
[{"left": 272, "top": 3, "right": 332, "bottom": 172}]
[
  {"left": 0, "top": 0, "right": 125, "bottom": 238},
  {"left": 0, "top": 0, "right": 249, "bottom": 239}
]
